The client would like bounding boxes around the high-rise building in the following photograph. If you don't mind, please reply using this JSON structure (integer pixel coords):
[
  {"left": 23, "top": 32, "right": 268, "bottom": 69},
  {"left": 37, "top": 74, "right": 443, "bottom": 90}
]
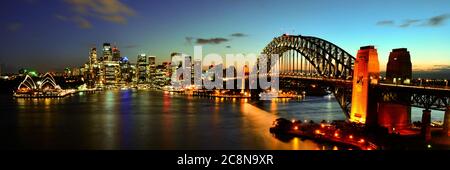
[
  {"left": 137, "top": 54, "right": 148, "bottom": 84},
  {"left": 84, "top": 47, "right": 103, "bottom": 87},
  {"left": 64, "top": 68, "right": 72, "bottom": 77},
  {"left": 104, "top": 61, "right": 120, "bottom": 85},
  {"left": 102, "top": 43, "right": 112, "bottom": 61},
  {"left": 72, "top": 67, "right": 82, "bottom": 76},
  {"left": 89, "top": 48, "right": 97, "bottom": 66},
  {"left": 112, "top": 46, "right": 121, "bottom": 61},
  {"left": 154, "top": 62, "right": 172, "bottom": 87},
  {"left": 148, "top": 56, "right": 156, "bottom": 83},
  {"left": 119, "top": 56, "right": 133, "bottom": 83},
  {"left": 162, "top": 61, "right": 171, "bottom": 76},
  {"left": 130, "top": 65, "right": 138, "bottom": 84},
  {"left": 148, "top": 56, "right": 156, "bottom": 66}
]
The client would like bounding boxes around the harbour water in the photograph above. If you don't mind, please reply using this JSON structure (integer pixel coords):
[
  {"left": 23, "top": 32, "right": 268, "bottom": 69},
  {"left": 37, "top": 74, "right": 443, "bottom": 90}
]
[{"left": 0, "top": 90, "right": 444, "bottom": 150}]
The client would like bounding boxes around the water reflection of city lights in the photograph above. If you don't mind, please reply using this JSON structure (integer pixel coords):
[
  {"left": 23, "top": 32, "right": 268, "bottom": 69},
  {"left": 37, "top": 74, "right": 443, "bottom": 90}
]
[{"left": 292, "top": 137, "right": 299, "bottom": 150}]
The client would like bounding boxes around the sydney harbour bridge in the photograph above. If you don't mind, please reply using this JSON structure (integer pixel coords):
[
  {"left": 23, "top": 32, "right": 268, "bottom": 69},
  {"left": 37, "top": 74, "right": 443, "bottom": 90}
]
[{"left": 255, "top": 34, "right": 450, "bottom": 140}]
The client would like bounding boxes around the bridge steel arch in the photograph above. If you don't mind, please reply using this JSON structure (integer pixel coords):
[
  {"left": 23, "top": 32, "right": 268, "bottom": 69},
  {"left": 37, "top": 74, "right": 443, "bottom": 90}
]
[
  {"left": 262, "top": 35, "right": 355, "bottom": 79},
  {"left": 262, "top": 35, "right": 356, "bottom": 118}
]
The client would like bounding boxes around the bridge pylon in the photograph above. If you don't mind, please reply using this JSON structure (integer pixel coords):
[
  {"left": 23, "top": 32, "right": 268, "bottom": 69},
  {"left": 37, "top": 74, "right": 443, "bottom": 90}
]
[
  {"left": 444, "top": 107, "right": 450, "bottom": 136},
  {"left": 350, "top": 46, "right": 380, "bottom": 124},
  {"left": 378, "top": 48, "right": 412, "bottom": 132}
]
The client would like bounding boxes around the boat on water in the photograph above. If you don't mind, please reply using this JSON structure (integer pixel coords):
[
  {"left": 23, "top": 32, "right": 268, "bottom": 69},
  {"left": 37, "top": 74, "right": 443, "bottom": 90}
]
[{"left": 269, "top": 117, "right": 378, "bottom": 150}]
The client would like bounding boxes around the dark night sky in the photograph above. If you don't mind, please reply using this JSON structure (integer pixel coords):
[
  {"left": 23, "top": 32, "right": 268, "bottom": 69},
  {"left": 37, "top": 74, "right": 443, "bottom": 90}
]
[{"left": 1, "top": 0, "right": 449, "bottom": 78}]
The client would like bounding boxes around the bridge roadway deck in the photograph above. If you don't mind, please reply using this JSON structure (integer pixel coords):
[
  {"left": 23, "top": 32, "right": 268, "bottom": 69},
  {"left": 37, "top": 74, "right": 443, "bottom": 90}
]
[{"left": 279, "top": 75, "right": 450, "bottom": 94}]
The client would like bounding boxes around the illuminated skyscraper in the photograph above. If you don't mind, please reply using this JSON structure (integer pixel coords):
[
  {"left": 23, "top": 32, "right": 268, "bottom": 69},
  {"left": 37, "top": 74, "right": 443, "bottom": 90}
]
[
  {"left": 85, "top": 47, "right": 102, "bottom": 87},
  {"left": 148, "top": 56, "right": 156, "bottom": 83},
  {"left": 89, "top": 48, "right": 97, "bottom": 66},
  {"left": 119, "top": 57, "right": 133, "bottom": 83},
  {"left": 137, "top": 54, "right": 148, "bottom": 84},
  {"left": 112, "top": 46, "right": 121, "bottom": 61},
  {"left": 104, "top": 61, "right": 120, "bottom": 85},
  {"left": 102, "top": 43, "right": 112, "bottom": 61}
]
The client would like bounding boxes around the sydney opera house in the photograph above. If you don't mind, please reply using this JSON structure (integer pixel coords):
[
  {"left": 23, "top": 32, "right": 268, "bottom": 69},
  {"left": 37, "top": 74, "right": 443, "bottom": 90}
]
[{"left": 13, "top": 73, "right": 76, "bottom": 98}]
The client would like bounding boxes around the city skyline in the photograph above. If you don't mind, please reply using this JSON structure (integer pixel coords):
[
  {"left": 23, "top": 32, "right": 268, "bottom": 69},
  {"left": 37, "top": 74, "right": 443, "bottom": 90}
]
[
  {"left": 1, "top": 0, "right": 450, "bottom": 154},
  {"left": 1, "top": 0, "right": 450, "bottom": 77}
]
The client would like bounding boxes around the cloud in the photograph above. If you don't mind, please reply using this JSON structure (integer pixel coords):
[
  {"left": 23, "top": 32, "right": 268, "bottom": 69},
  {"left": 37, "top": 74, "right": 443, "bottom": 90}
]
[
  {"left": 414, "top": 64, "right": 450, "bottom": 72},
  {"left": 185, "top": 37, "right": 194, "bottom": 45},
  {"left": 196, "top": 38, "right": 229, "bottom": 45},
  {"left": 230, "top": 33, "right": 247, "bottom": 37},
  {"left": 55, "top": 14, "right": 69, "bottom": 21},
  {"left": 376, "top": 20, "right": 394, "bottom": 26},
  {"left": 185, "top": 37, "right": 229, "bottom": 45},
  {"left": 377, "top": 13, "right": 450, "bottom": 28},
  {"left": 399, "top": 19, "right": 421, "bottom": 28},
  {"left": 413, "top": 64, "right": 450, "bottom": 79},
  {"left": 73, "top": 16, "right": 92, "bottom": 29},
  {"left": 62, "top": 0, "right": 136, "bottom": 28},
  {"left": 5, "top": 22, "right": 23, "bottom": 32},
  {"left": 429, "top": 65, "right": 450, "bottom": 72},
  {"left": 124, "top": 44, "right": 139, "bottom": 49},
  {"left": 56, "top": 14, "right": 92, "bottom": 29},
  {"left": 424, "top": 14, "right": 450, "bottom": 27}
]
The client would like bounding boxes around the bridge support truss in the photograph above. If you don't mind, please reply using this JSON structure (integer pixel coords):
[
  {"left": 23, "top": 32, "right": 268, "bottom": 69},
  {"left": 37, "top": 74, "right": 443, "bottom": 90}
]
[{"left": 262, "top": 35, "right": 356, "bottom": 118}]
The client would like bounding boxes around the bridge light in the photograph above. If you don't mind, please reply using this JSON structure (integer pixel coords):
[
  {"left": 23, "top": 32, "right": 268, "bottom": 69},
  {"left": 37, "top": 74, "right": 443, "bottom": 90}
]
[
  {"left": 359, "top": 139, "right": 365, "bottom": 143},
  {"left": 315, "top": 130, "right": 321, "bottom": 134},
  {"left": 334, "top": 132, "right": 339, "bottom": 138}
]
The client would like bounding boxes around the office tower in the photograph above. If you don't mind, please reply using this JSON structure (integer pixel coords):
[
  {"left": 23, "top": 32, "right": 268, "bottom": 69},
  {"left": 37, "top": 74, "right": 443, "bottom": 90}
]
[
  {"left": 148, "top": 56, "right": 156, "bottom": 83},
  {"left": 112, "top": 46, "right": 121, "bottom": 61},
  {"left": 137, "top": 54, "right": 148, "bottom": 84},
  {"left": 102, "top": 43, "right": 112, "bottom": 61},
  {"left": 89, "top": 48, "right": 97, "bottom": 66},
  {"left": 119, "top": 57, "right": 134, "bottom": 83},
  {"left": 104, "top": 61, "right": 120, "bottom": 85}
]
